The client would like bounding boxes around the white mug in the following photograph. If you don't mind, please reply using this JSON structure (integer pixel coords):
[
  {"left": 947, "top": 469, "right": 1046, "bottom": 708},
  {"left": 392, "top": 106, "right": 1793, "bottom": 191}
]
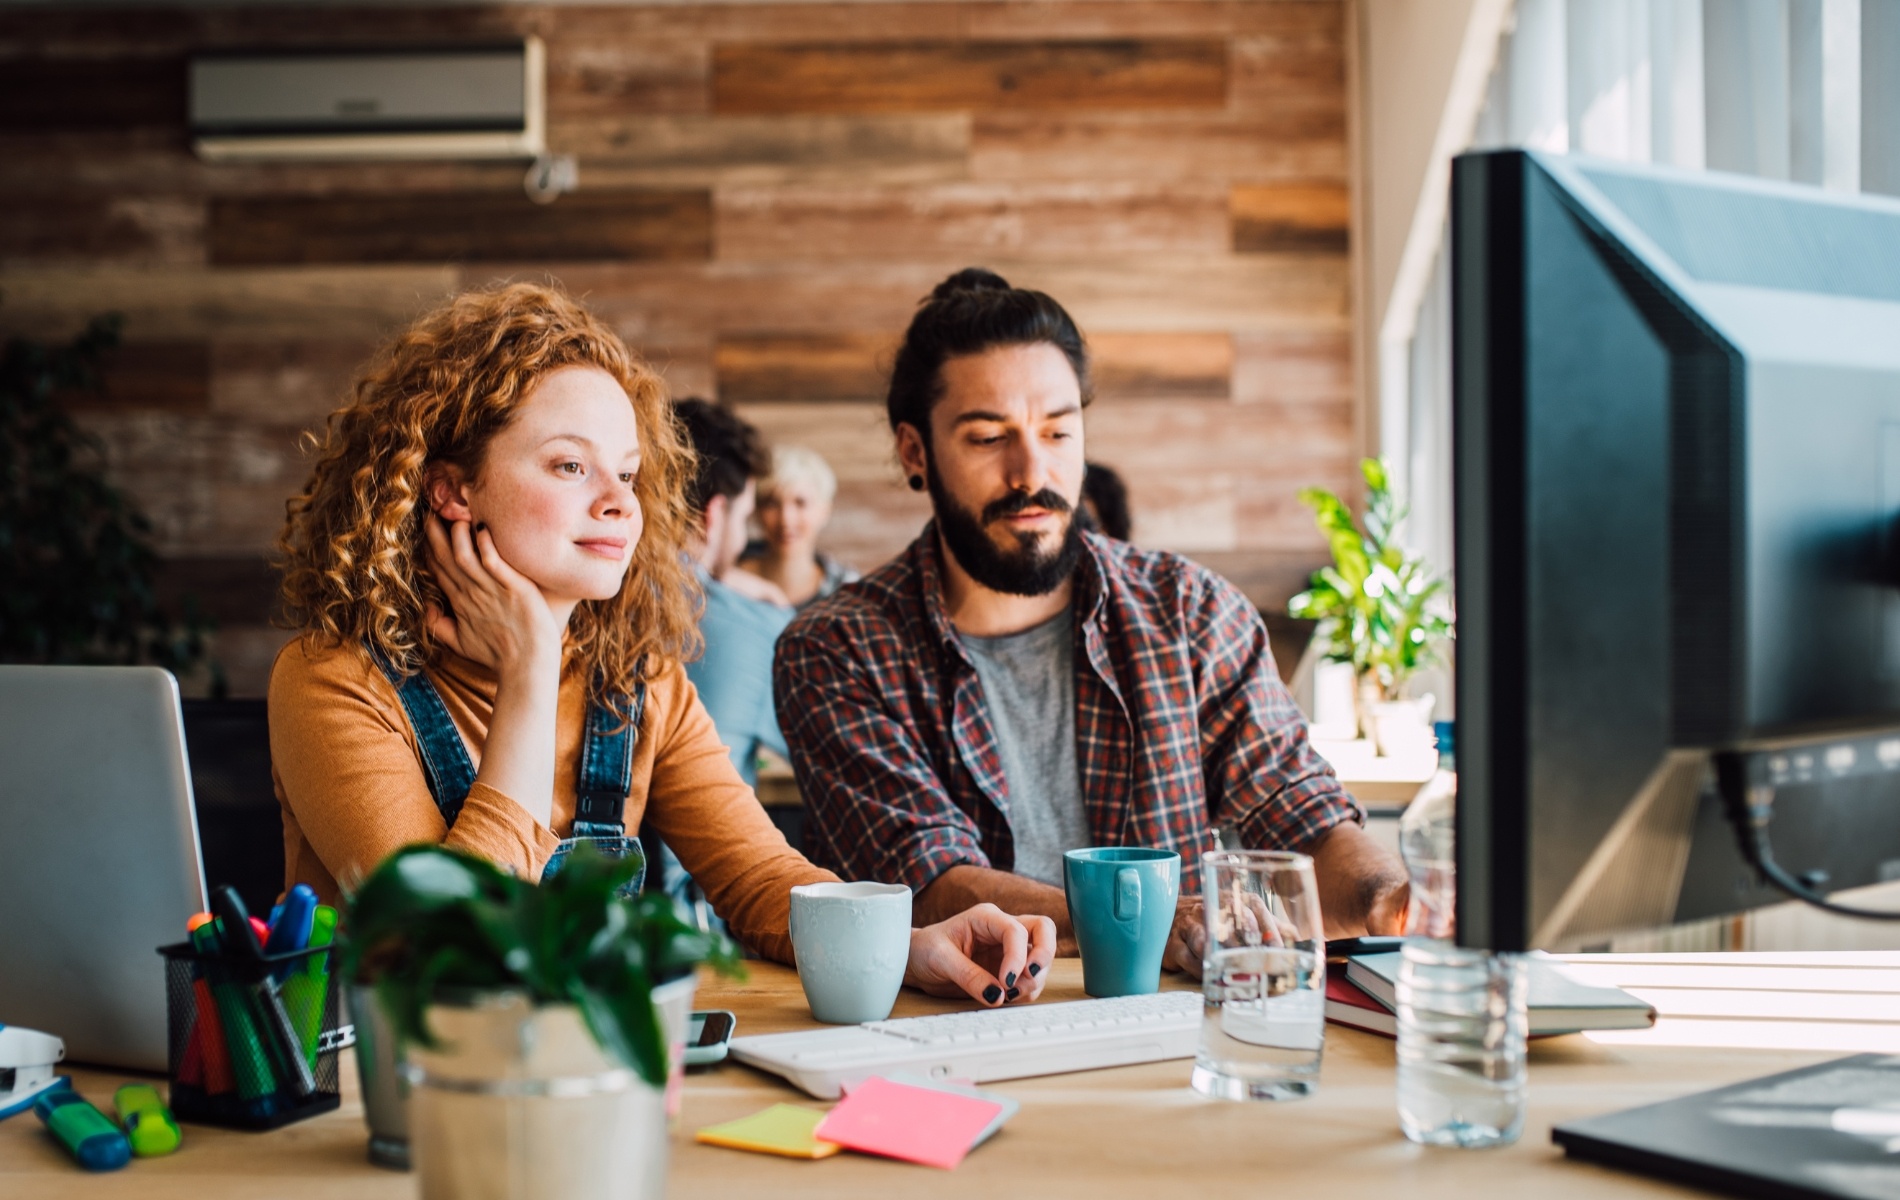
[{"left": 788, "top": 882, "right": 912, "bottom": 1024}]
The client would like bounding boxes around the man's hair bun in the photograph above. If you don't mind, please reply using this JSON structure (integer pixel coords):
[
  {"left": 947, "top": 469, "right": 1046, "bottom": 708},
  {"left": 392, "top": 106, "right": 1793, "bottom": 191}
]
[
  {"left": 887, "top": 266, "right": 1091, "bottom": 444},
  {"left": 928, "top": 267, "right": 1012, "bottom": 302}
]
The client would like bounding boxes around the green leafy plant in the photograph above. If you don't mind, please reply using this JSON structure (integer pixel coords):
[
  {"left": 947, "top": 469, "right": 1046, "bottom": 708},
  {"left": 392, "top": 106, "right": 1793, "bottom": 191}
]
[
  {"left": 1288, "top": 458, "right": 1453, "bottom": 705},
  {"left": 340, "top": 844, "right": 743, "bottom": 1087},
  {"left": 0, "top": 312, "right": 217, "bottom": 684}
]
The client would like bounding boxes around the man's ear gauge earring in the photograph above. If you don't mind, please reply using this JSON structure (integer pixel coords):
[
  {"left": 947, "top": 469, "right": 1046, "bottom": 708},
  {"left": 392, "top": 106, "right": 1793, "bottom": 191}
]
[{"left": 908, "top": 474, "right": 925, "bottom": 492}]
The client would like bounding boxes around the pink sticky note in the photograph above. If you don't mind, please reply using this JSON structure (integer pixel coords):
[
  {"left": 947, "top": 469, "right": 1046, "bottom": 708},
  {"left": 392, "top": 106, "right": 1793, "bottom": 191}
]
[{"left": 814, "top": 1076, "right": 1004, "bottom": 1170}]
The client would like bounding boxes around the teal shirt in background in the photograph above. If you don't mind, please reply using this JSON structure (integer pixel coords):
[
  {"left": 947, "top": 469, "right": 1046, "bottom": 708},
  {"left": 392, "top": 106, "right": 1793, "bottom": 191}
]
[{"left": 686, "top": 569, "right": 794, "bottom": 788}]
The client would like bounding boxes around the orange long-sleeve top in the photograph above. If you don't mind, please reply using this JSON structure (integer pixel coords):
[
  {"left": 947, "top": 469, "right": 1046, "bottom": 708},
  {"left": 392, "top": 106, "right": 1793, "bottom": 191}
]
[{"left": 267, "top": 637, "right": 836, "bottom": 964}]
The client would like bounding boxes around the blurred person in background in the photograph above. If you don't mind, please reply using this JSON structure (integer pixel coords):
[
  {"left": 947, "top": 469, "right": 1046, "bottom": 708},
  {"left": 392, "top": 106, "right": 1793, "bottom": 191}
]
[
  {"left": 675, "top": 398, "right": 792, "bottom": 790},
  {"left": 1078, "top": 461, "right": 1132, "bottom": 542},
  {"left": 737, "top": 445, "right": 859, "bottom": 610},
  {"left": 660, "top": 397, "right": 790, "bottom": 928}
]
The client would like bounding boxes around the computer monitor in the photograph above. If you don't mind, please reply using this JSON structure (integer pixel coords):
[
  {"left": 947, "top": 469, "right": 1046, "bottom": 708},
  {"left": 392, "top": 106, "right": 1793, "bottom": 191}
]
[{"left": 1451, "top": 149, "right": 1900, "bottom": 952}]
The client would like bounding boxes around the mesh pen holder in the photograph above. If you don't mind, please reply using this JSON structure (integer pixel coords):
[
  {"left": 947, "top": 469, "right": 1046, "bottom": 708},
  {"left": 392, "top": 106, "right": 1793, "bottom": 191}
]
[{"left": 159, "top": 940, "right": 354, "bottom": 1130}]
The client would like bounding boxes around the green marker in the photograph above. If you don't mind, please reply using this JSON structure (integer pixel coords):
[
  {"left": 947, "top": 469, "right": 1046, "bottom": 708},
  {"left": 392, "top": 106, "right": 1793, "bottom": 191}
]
[
  {"left": 192, "top": 920, "right": 280, "bottom": 1110},
  {"left": 283, "top": 904, "right": 338, "bottom": 1065},
  {"left": 35, "top": 1088, "right": 131, "bottom": 1172},
  {"left": 114, "top": 1084, "right": 182, "bottom": 1157}
]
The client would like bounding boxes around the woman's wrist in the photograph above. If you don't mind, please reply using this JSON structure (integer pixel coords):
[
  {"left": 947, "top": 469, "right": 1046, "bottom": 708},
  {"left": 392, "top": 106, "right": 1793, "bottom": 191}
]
[
  {"left": 492, "top": 624, "right": 565, "bottom": 681},
  {"left": 903, "top": 927, "right": 928, "bottom": 988}
]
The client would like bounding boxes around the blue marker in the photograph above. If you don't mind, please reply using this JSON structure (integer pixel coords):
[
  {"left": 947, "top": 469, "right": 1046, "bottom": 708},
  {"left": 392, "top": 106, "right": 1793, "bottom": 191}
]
[
  {"left": 263, "top": 884, "right": 318, "bottom": 983},
  {"left": 35, "top": 1087, "right": 131, "bottom": 1171}
]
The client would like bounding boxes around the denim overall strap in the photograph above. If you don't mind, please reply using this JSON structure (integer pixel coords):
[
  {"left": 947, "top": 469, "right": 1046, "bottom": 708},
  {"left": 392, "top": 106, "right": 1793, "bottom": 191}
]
[
  {"left": 366, "top": 643, "right": 477, "bottom": 828},
  {"left": 573, "top": 670, "right": 646, "bottom": 838}
]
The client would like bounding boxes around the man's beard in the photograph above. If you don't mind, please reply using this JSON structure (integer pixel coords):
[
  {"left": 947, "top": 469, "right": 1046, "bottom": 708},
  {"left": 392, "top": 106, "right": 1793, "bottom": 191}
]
[{"left": 929, "top": 470, "right": 1083, "bottom": 597}]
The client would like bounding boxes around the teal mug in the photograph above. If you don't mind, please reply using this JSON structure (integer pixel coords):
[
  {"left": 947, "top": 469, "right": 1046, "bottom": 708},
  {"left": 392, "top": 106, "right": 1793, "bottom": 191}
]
[{"left": 1063, "top": 847, "right": 1181, "bottom": 998}]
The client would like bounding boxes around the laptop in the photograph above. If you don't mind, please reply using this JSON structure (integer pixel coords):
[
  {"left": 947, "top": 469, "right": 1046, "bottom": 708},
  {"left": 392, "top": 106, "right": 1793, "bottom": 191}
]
[
  {"left": 1554, "top": 1053, "right": 1900, "bottom": 1200},
  {"left": 0, "top": 665, "right": 209, "bottom": 1070}
]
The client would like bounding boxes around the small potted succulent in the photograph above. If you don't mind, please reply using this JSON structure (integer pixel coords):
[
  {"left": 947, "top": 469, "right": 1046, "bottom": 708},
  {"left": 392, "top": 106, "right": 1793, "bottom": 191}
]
[
  {"left": 1289, "top": 458, "right": 1454, "bottom": 756},
  {"left": 341, "top": 844, "right": 741, "bottom": 1200}
]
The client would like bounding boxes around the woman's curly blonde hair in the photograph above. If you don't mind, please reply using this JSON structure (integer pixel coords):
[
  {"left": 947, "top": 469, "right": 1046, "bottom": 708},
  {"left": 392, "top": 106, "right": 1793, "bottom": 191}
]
[{"left": 277, "top": 282, "right": 700, "bottom": 702}]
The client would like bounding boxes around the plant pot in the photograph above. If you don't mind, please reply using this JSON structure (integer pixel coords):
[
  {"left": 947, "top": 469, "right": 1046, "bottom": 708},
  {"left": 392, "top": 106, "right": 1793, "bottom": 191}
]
[
  {"left": 1369, "top": 693, "right": 1436, "bottom": 760},
  {"left": 1309, "top": 660, "right": 1359, "bottom": 741},
  {"left": 347, "top": 982, "right": 412, "bottom": 1169},
  {"left": 402, "top": 975, "right": 696, "bottom": 1200}
]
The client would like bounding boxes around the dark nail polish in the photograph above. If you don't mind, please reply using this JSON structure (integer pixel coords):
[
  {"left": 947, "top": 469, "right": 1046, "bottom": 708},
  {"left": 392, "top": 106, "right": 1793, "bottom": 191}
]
[
  {"left": 982, "top": 984, "right": 1002, "bottom": 1004},
  {"left": 1006, "top": 987, "right": 1020, "bottom": 1001},
  {"left": 1028, "top": 962, "right": 1042, "bottom": 977},
  {"left": 1005, "top": 971, "right": 1017, "bottom": 988}
]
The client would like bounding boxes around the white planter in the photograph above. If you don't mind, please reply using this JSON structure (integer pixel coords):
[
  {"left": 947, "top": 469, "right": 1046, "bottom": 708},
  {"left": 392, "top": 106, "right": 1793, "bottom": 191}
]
[
  {"left": 404, "top": 975, "right": 695, "bottom": 1200},
  {"left": 1370, "top": 693, "right": 1436, "bottom": 760},
  {"left": 1309, "top": 660, "right": 1360, "bottom": 741}
]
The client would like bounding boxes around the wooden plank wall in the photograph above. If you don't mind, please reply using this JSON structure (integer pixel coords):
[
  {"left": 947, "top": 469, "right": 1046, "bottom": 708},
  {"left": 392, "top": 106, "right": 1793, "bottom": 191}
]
[{"left": 0, "top": 1, "right": 1353, "bottom": 695}]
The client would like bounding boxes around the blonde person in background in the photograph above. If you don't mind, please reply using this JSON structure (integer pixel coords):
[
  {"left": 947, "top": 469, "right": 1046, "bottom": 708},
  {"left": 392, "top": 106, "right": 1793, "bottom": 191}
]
[{"left": 736, "top": 446, "right": 859, "bottom": 611}]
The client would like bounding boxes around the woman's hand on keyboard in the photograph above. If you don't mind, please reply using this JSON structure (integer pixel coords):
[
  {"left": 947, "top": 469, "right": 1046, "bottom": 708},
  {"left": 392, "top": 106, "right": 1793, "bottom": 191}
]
[{"left": 905, "top": 904, "right": 1058, "bottom": 1006}]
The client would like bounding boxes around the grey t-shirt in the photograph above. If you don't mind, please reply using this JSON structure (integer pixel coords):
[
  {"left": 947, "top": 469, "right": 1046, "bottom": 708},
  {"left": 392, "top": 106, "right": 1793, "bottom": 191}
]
[{"left": 958, "top": 608, "right": 1087, "bottom": 886}]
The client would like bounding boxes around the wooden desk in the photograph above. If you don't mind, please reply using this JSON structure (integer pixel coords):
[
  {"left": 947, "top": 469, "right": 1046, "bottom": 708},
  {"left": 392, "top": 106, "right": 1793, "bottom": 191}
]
[{"left": 1, "top": 960, "right": 1834, "bottom": 1199}]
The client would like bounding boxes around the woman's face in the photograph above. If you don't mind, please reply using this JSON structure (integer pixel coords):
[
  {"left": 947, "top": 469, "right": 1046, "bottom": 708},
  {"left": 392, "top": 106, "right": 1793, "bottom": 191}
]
[
  {"left": 756, "top": 479, "right": 830, "bottom": 555},
  {"left": 444, "top": 366, "right": 644, "bottom": 607}
]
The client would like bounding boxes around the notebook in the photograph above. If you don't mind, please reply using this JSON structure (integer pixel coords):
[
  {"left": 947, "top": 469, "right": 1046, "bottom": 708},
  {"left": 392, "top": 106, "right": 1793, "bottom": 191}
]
[
  {"left": 1554, "top": 1053, "right": 1900, "bottom": 1200},
  {"left": 1324, "top": 974, "right": 1397, "bottom": 1037},
  {"left": 1345, "top": 952, "right": 1656, "bottom": 1034}
]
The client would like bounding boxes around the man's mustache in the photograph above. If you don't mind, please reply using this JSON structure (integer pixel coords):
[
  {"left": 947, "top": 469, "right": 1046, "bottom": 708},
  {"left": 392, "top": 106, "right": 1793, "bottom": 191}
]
[{"left": 982, "top": 489, "right": 1072, "bottom": 525}]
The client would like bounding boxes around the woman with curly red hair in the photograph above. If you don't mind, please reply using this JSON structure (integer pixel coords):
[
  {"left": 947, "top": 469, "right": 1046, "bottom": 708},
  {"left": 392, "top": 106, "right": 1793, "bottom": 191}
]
[{"left": 270, "top": 282, "right": 1054, "bottom": 1004}]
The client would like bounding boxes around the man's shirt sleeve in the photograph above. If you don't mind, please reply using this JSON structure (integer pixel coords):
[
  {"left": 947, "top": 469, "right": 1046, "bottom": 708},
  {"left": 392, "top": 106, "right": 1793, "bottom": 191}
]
[
  {"left": 773, "top": 621, "right": 991, "bottom": 894},
  {"left": 1189, "top": 569, "right": 1364, "bottom": 851}
]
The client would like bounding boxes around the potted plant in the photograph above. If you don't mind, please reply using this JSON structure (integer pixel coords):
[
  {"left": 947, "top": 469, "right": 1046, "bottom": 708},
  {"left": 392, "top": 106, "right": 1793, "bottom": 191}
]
[
  {"left": 1288, "top": 458, "right": 1453, "bottom": 756},
  {"left": 341, "top": 844, "right": 741, "bottom": 1200},
  {"left": 0, "top": 313, "right": 218, "bottom": 688}
]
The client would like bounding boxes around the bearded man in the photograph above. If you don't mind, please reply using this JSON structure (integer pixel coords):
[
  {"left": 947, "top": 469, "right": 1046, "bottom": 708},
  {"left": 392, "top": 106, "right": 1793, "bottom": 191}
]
[{"left": 773, "top": 269, "right": 1409, "bottom": 973}]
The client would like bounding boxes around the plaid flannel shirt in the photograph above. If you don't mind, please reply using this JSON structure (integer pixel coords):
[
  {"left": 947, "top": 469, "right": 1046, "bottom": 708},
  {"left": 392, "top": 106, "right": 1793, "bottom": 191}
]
[{"left": 772, "top": 526, "right": 1363, "bottom": 897}]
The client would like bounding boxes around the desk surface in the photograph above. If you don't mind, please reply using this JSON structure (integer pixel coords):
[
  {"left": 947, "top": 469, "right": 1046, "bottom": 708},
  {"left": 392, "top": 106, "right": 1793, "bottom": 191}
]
[{"left": 1, "top": 960, "right": 1838, "bottom": 1200}]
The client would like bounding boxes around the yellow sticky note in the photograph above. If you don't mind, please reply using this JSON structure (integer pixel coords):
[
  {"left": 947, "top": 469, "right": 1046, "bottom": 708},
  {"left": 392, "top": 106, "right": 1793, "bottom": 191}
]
[{"left": 696, "top": 1104, "right": 843, "bottom": 1160}]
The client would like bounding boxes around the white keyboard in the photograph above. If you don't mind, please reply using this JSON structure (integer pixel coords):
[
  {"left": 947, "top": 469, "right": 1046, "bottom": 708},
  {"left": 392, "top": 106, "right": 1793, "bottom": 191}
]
[{"left": 728, "top": 990, "right": 1203, "bottom": 1099}]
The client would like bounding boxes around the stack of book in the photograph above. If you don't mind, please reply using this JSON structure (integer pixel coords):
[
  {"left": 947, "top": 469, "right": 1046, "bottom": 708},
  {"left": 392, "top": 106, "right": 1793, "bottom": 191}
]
[{"left": 1324, "top": 950, "right": 1657, "bottom": 1038}]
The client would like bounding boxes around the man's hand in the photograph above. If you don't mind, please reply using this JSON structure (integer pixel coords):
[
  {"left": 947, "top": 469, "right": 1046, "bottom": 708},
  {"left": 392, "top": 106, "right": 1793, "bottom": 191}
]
[
  {"left": 1164, "top": 825, "right": 1410, "bottom": 976},
  {"left": 1162, "top": 897, "right": 1208, "bottom": 978},
  {"left": 905, "top": 904, "right": 1059, "bottom": 1005},
  {"left": 1365, "top": 878, "right": 1411, "bottom": 936},
  {"left": 1310, "top": 822, "right": 1411, "bottom": 939}
]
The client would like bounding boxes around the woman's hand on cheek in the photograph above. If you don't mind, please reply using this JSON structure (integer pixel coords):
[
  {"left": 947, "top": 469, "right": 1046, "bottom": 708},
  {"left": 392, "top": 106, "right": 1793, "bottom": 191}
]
[
  {"left": 904, "top": 904, "right": 1057, "bottom": 1007},
  {"left": 423, "top": 517, "right": 564, "bottom": 678}
]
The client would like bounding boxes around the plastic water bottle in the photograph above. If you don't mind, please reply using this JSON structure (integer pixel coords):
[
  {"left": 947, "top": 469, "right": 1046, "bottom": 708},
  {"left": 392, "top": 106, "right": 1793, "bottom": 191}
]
[{"left": 1394, "top": 770, "right": 1529, "bottom": 1148}]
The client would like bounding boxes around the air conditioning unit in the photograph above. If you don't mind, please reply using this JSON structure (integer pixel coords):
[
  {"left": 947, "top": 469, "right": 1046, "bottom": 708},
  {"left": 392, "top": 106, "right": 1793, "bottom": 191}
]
[{"left": 189, "top": 39, "right": 544, "bottom": 162}]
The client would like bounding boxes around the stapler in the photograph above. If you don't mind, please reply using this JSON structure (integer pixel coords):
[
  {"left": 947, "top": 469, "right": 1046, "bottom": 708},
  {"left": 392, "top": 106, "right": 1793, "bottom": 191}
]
[{"left": 0, "top": 1024, "right": 68, "bottom": 1120}]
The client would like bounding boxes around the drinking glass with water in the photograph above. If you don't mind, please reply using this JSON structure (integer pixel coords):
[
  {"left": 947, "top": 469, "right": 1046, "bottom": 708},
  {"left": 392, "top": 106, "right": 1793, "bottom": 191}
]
[
  {"left": 1394, "top": 769, "right": 1530, "bottom": 1148},
  {"left": 1395, "top": 942, "right": 1528, "bottom": 1147},
  {"left": 1191, "top": 850, "right": 1326, "bottom": 1101}
]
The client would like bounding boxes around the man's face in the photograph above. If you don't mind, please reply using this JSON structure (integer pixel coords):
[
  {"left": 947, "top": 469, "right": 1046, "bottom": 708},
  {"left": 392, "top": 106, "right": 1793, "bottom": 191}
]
[
  {"left": 909, "top": 342, "right": 1086, "bottom": 596},
  {"left": 714, "top": 476, "right": 756, "bottom": 573},
  {"left": 705, "top": 478, "right": 756, "bottom": 575}
]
